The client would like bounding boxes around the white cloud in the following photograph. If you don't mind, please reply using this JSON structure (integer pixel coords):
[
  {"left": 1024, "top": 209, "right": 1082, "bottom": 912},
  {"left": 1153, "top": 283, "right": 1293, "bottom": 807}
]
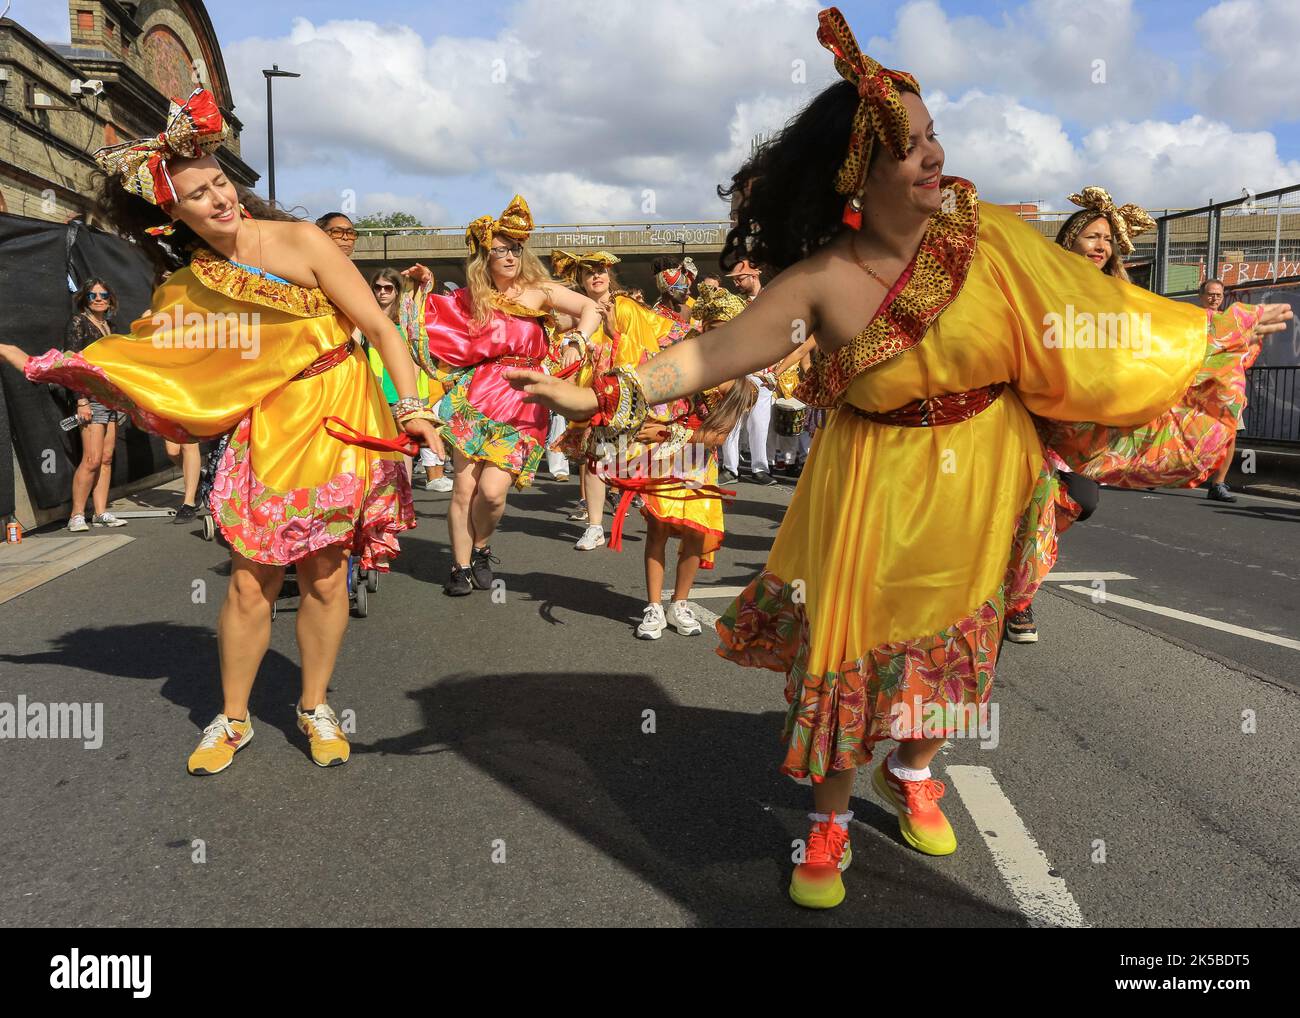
[
  {"left": 866, "top": 0, "right": 1180, "bottom": 123},
  {"left": 1192, "top": 0, "right": 1300, "bottom": 126},
  {"left": 929, "top": 90, "right": 1300, "bottom": 209}
]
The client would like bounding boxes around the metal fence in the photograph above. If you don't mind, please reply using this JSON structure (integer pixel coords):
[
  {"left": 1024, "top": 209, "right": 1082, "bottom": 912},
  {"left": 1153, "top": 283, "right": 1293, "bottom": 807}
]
[{"left": 1242, "top": 366, "right": 1300, "bottom": 443}]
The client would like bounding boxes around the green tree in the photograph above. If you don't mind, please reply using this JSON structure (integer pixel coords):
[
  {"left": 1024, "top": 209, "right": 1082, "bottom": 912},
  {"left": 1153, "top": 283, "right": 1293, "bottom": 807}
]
[{"left": 355, "top": 211, "right": 422, "bottom": 230}]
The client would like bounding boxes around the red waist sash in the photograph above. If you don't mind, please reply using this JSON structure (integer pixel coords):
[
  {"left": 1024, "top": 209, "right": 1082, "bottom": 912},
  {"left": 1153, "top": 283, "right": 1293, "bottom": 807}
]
[{"left": 850, "top": 382, "right": 1005, "bottom": 428}]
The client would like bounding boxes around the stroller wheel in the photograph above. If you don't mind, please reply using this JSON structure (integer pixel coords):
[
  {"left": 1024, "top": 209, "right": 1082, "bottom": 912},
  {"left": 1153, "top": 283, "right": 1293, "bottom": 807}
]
[
  {"left": 352, "top": 582, "right": 369, "bottom": 618},
  {"left": 366, "top": 568, "right": 379, "bottom": 593},
  {"left": 202, "top": 515, "right": 215, "bottom": 541}
]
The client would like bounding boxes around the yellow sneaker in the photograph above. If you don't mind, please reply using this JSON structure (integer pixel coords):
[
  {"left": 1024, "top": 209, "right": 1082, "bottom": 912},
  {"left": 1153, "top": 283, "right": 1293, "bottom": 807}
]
[
  {"left": 872, "top": 752, "right": 958, "bottom": 856},
  {"left": 187, "top": 713, "right": 253, "bottom": 775},
  {"left": 296, "top": 702, "right": 350, "bottom": 767},
  {"left": 788, "top": 813, "right": 853, "bottom": 909}
]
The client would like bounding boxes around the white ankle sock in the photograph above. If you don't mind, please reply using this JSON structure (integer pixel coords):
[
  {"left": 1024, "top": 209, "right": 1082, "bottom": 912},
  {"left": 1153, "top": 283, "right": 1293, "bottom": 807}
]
[
  {"left": 888, "top": 754, "right": 931, "bottom": 782},
  {"left": 808, "top": 810, "right": 853, "bottom": 826}
]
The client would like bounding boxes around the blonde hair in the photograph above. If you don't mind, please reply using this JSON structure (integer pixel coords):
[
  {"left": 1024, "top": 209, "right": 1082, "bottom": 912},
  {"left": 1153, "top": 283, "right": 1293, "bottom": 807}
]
[{"left": 466, "top": 238, "right": 554, "bottom": 328}]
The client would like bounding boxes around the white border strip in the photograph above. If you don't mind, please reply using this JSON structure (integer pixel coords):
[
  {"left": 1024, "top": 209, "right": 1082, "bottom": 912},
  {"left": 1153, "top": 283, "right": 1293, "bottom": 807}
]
[
  {"left": 1058, "top": 585, "right": 1300, "bottom": 651},
  {"left": 948, "top": 765, "right": 1087, "bottom": 929}
]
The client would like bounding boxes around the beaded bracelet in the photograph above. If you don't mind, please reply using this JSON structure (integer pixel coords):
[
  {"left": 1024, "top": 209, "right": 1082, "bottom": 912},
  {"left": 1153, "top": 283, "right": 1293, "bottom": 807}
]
[
  {"left": 397, "top": 408, "right": 439, "bottom": 425},
  {"left": 392, "top": 396, "right": 426, "bottom": 419},
  {"left": 560, "top": 330, "right": 588, "bottom": 359}
]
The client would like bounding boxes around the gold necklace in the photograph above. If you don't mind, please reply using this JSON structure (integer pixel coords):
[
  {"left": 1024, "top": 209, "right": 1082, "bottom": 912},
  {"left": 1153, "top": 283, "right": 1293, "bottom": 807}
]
[{"left": 851, "top": 232, "right": 893, "bottom": 290}]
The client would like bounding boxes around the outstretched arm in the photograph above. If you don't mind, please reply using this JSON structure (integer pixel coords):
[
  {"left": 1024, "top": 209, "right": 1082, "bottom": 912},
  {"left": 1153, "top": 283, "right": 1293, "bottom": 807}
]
[{"left": 508, "top": 264, "right": 819, "bottom": 418}]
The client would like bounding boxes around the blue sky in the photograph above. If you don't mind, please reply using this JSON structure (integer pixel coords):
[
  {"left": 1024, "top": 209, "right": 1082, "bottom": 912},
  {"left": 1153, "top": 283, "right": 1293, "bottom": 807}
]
[{"left": 18, "top": 1, "right": 1300, "bottom": 224}]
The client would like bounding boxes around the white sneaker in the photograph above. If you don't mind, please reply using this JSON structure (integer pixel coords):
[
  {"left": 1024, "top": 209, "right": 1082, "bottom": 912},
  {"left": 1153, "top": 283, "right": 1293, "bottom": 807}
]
[
  {"left": 574, "top": 525, "right": 605, "bottom": 551},
  {"left": 636, "top": 602, "right": 666, "bottom": 640},
  {"left": 92, "top": 512, "right": 127, "bottom": 528},
  {"left": 423, "top": 475, "right": 454, "bottom": 492},
  {"left": 667, "top": 600, "right": 702, "bottom": 636},
  {"left": 67, "top": 514, "right": 89, "bottom": 533}
]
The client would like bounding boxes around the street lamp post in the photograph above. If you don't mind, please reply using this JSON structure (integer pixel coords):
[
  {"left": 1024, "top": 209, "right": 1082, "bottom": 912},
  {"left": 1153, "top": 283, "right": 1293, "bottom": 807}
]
[{"left": 261, "top": 64, "right": 300, "bottom": 206}]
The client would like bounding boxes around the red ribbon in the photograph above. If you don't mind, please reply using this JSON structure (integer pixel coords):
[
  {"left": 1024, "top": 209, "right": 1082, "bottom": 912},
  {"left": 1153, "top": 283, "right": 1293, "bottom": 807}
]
[
  {"left": 601, "top": 474, "right": 736, "bottom": 552},
  {"left": 324, "top": 416, "right": 422, "bottom": 457}
]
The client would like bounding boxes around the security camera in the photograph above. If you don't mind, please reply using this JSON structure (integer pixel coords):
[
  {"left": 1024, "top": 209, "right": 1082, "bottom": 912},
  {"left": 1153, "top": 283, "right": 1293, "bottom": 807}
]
[{"left": 71, "top": 79, "right": 104, "bottom": 96}]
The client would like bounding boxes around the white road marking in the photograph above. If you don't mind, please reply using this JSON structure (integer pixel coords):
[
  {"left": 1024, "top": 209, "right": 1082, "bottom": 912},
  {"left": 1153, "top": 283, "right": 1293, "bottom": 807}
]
[
  {"left": 1044, "top": 572, "right": 1136, "bottom": 582},
  {"left": 1058, "top": 585, "right": 1300, "bottom": 651},
  {"left": 947, "top": 766, "right": 1088, "bottom": 929},
  {"left": 674, "top": 586, "right": 749, "bottom": 600}
]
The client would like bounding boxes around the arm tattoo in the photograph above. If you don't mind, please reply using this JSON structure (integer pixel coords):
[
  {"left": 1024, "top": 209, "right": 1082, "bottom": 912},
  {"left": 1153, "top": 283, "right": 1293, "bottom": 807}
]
[{"left": 642, "top": 360, "right": 685, "bottom": 404}]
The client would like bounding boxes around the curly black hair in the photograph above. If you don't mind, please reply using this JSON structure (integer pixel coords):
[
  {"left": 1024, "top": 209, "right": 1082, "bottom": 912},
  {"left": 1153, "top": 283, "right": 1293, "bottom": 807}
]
[
  {"left": 717, "top": 79, "right": 865, "bottom": 274},
  {"left": 93, "top": 167, "right": 300, "bottom": 282}
]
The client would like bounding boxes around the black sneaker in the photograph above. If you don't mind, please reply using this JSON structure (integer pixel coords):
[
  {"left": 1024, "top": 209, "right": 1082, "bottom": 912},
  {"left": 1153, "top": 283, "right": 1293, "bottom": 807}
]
[
  {"left": 1005, "top": 606, "right": 1038, "bottom": 644},
  {"left": 1206, "top": 481, "right": 1236, "bottom": 503},
  {"left": 470, "top": 545, "right": 499, "bottom": 590},
  {"left": 444, "top": 565, "right": 473, "bottom": 597},
  {"left": 750, "top": 471, "right": 777, "bottom": 486},
  {"left": 718, "top": 468, "right": 739, "bottom": 484},
  {"left": 172, "top": 503, "right": 198, "bottom": 524}
]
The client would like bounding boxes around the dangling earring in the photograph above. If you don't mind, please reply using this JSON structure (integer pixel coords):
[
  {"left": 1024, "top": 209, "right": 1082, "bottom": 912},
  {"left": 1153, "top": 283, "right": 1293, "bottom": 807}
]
[
  {"left": 239, "top": 203, "right": 253, "bottom": 220},
  {"left": 842, "top": 192, "right": 864, "bottom": 231}
]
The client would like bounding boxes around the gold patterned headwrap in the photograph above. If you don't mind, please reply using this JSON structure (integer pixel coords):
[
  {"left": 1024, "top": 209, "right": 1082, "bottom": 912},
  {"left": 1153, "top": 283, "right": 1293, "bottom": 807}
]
[
  {"left": 816, "top": 6, "right": 921, "bottom": 229},
  {"left": 551, "top": 249, "right": 620, "bottom": 284},
  {"left": 93, "top": 88, "right": 229, "bottom": 207},
  {"left": 466, "top": 194, "right": 534, "bottom": 252},
  {"left": 693, "top": 283, "right": 747, "bottom": 326},
  {"left": 1062, "top": 186, "right": 1156, "bottom": 256}
]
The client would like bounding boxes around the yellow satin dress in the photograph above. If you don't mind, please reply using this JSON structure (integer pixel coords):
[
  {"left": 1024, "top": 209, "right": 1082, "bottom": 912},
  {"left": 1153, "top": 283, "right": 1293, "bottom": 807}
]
[
  {"left": 716, "top": 183, "right": 1261, "bottom": 781},
  {"left": 24, "top": 249, "right": 414, "bottom": 567}
]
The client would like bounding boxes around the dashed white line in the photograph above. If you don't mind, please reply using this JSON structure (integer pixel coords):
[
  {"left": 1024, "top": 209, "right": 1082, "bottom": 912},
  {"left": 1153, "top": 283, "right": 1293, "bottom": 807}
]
[
  {"left": 1057, "top": 585, "right": 1300, "bottom": 651},
  {"left": 947, "top": 765, "right": 1088, "bottom": 929},
  {"left": 1044, "top": 572, "right": 1136, "bottom": 582}
]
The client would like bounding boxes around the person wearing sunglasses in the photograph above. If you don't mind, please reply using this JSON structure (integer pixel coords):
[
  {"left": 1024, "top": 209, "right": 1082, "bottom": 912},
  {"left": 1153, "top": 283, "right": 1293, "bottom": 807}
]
[
  {"left": 400, "top": 195, "right": 601, "bottom": 596},
  {"left": 59, "top": 278, "right": 127, "bottom": 530},
  {"left": 362, "top": 268, "right": 453, "bottom": 492},
  {"left": 315, "top": 212, "right": 358, "bottom": 258}
]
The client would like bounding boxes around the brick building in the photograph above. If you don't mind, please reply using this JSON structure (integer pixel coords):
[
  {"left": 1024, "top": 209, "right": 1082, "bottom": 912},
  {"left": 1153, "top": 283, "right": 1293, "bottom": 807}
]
[{"left": 0, "top": 0, "right": 255, "bottom": 224}]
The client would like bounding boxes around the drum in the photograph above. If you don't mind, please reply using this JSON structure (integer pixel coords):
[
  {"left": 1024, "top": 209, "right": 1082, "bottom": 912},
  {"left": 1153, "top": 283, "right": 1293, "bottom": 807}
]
[{"left": 773, "top": 397, "right": 808, "bottom": 437}]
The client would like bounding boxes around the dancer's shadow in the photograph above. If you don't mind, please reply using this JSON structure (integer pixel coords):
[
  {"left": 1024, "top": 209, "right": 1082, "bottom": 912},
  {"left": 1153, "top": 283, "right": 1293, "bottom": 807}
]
[
  {"left": 0, "top": 622, "right": 307, "bottom": 750},
  {"left": 501, "top": 571, "right": 646, "bottom": 626},
  {"left": 356, "top": 670, "right": 1023, "bottom": 928}
]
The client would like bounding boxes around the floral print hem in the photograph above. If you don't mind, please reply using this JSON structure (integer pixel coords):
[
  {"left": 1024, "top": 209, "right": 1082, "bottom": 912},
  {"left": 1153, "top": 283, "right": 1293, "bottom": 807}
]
[
  {"left": 210, "top": 414, "right": 415, "bottom": 570},
  {"left": 436, "top": 386, "right": 544, "bottom": 489},
  {"left": 25, "top": 349, "right": 198, "bottom": 443},
  {"left": 715, "top": 461, "right": 1059, "bottom": 781}
]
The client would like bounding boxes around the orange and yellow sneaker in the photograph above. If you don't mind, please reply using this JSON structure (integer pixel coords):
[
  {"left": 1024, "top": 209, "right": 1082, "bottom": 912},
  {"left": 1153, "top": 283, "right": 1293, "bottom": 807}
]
[
  {"left": 788, "top": 812, "right": 853, "bottom": 909},
  {"left": 296, "top": 702, "right": 350, "bottom": 767},
  {"left": 187, "top": 713, "right": 253, "bottom": 776},
  {"left": 872, "top": 753, "right": 958, "bottom": 856}
]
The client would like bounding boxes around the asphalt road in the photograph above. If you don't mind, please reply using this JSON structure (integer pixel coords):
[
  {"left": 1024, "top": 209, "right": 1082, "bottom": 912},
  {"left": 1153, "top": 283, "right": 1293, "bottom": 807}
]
[{"left": 1, "top": 471, "right": 1297, "bottom": 927}]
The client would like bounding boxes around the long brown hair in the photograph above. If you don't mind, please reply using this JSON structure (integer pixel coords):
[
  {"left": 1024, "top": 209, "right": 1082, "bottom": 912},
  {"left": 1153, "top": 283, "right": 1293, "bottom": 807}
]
[
  {"left": 369, "top": 267, "right": 404, "bottom": 324},
  {"left": 1054, "top": 211, "right": 1129, "bottom": 282},
  {"left": 93, "top": 169, "right": 300, "bottom": 280}
]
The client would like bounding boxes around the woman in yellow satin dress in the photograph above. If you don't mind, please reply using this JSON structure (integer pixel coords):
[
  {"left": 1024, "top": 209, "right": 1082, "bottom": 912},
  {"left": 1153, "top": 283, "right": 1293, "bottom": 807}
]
[
  {"left": 549, "top": 250, "right": 676, "bottom": 549},
  {"left": 0, "top": 89, "right": 437, "bottom": 776},
  {"left": 507, "top": 7, "right": 1290, "bottom": 910}
]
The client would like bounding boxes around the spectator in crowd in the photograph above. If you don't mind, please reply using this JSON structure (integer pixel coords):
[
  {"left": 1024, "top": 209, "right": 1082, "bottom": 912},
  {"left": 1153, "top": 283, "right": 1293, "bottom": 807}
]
[
  {"left": 61, "top": 278, "right": 127, "bottom": 530},
  {"left": 1201, "top": 278, "right": 1238, "bottom": 501},
  {"left": 316, "top": 212, "right": 357, "bottom": 258},
  {"left": 166, "top": 440, "right": 202, "bottom": 523}
]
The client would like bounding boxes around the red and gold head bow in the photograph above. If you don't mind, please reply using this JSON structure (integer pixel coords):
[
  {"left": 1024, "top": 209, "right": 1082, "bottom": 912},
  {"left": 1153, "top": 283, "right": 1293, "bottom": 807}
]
[
  {"left": 466, "top": 194, "right": 534, "bottom": 252},
  {"left": 1065, "top": 186, "right": 1156, "bottom": 256},
  {"left": 654, "top": 256, "right": 698, "bottom": 293},
  {"left": 816, "top": 6, "right": 921, "bottom": 229},
  {"left": 93, "top": 88, "right": 228, "bottom": 207}
]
